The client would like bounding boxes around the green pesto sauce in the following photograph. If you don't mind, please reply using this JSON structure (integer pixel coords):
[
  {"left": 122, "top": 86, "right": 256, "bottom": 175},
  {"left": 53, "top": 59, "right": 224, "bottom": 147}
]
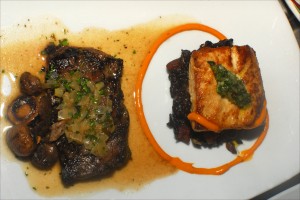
[{"left": 208, "top": 61, "right": 251, "bottom": 108}]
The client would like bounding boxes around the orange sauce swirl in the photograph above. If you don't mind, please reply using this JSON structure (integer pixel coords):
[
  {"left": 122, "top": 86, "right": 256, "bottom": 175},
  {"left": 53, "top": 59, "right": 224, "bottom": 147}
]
[
  {"left": 188, "top": 100, "right": 267, "bottom": 132},
  {"left": 135, "top": 23, "right": 269, "bottom": 175}
]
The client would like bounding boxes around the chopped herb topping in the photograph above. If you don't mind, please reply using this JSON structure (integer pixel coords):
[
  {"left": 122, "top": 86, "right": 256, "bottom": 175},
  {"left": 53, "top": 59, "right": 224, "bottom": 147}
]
[
  {"left": 45, "top": 70, "right": 114, "bottom": 156},
  {"left": 58, "top": 38, "right": 69, "bottom": 46},
  {"left": 50, "top": 33, "right": 56, "bottom": 41},
  {"left": 63, "top": 28, "right": 69, "bottom": 34},
  {"left": 39, "top": 67, "right": 46, "bottom": 73},
  {"left": 208, "top": 61, "right": 251, "bottom": 108},
  {"left": 40, "top": 49, "right": 47, "bottom": 55}
]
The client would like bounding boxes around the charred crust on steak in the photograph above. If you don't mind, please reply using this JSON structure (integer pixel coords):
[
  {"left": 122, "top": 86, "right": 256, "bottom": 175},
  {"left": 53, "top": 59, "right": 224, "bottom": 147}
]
[{"left": 44, "top": 44, "right": 131, "bottom": 186}]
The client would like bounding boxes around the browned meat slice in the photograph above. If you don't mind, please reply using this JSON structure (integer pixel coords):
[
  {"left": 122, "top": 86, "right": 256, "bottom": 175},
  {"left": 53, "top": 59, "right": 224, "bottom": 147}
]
[{"left": 43, "top": 44, "right": 131, "bottom": 186}]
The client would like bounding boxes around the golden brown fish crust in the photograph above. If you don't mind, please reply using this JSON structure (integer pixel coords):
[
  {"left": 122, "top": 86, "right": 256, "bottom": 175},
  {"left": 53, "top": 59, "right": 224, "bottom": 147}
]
[{"left": 189, "top": 45, "right": 265, "bottom": 132}]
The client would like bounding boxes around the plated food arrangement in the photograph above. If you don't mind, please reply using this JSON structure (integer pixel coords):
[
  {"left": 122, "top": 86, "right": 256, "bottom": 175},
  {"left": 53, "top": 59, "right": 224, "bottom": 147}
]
[
  {"left": 6, "top": 41, "right": 131, "bottom": 185},
  {"left": 3, "top": 19, "right": 269, "bottom": 189},
  {"left": 1, "top": 17, "right": 186, "bottom": 195},
  {"left": 135, "top": 24, "right": 269, "bottom": 175},
  {"left": 2, "top": 2, "right": 299, "bottom": 200},
  {"left": 167, "top": 39, "right": 267, "bottom": 151}
]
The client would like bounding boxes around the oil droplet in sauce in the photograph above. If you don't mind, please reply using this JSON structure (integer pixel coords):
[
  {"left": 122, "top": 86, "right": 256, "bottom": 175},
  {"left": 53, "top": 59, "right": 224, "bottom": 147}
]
[{"left": 0, "top": 15, "right": 196, "bottom": 197}]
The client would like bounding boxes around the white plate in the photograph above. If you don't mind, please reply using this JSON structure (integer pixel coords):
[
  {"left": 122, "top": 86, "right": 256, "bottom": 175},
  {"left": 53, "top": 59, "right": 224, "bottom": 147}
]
[{"left": 1, "top": 1, "right": 299, "bottom": 199}]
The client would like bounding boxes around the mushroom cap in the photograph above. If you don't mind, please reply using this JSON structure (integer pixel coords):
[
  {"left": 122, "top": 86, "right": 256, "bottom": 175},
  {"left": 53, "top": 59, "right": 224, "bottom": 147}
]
[{"left": 7, "top": 96, "right": 38, "bottom": 125}]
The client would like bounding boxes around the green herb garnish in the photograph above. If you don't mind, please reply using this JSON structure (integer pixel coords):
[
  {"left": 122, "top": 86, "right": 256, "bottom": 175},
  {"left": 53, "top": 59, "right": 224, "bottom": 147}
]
[
  {"left": 208, "top": 61, "right": 251, "bottom": 108},
  {"left": 58, "top": 38, "right": 69, "bottom": 46},
  {"left": 46, "top": 70, "right": 114, "bottom": 157}
]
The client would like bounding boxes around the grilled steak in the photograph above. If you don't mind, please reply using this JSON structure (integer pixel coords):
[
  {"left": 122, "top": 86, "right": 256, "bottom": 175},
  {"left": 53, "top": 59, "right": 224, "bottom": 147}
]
[{"left": 43, "top": 44, "right": 131, "bottom": 186}]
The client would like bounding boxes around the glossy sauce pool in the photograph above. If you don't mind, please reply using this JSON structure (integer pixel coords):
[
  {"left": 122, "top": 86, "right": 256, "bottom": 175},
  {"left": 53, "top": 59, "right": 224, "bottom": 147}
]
[{"left": 0, "top": 16, "right": 195, "bottom": 197}]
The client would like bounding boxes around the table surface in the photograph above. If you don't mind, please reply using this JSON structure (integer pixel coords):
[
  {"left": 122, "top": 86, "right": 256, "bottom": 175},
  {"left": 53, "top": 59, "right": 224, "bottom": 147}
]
[
  {"left": 279, "top": 0, "right": 300, "bottom": 46},
  {"left": 253, "top": 1, "right": 300, "bottom": 199}
]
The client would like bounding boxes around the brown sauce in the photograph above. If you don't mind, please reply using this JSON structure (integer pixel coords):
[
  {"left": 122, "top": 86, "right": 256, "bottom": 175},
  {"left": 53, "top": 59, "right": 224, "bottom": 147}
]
[{"left": 0, "top": 15, "right": 195, "bottom": 197}]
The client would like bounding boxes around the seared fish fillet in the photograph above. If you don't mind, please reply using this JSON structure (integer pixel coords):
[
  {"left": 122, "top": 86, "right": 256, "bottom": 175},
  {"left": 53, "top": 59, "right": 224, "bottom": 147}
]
[{"left": 189, "top": 45, "right": 265, "bottom": 132}]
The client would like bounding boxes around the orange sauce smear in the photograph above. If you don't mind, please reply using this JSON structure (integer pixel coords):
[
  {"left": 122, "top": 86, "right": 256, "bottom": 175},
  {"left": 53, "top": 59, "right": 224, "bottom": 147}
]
[
  {"left": 188, "top": 100, "right": 267, "bottom": 132},
  {"left": 187, "top": 112, "right": 221, "bottom": 132},
  {"left": 135, "top": 23, "right": 270, "bottom": 175}
]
